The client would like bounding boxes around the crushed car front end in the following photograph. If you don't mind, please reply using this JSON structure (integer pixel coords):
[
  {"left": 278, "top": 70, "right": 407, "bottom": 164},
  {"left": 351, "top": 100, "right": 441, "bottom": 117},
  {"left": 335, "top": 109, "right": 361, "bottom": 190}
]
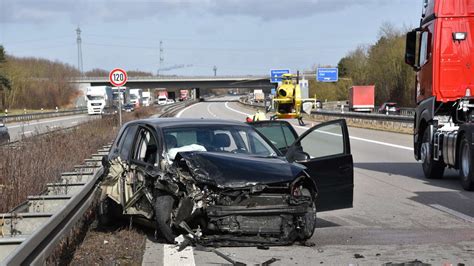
[{"left": 167, "top": 151, "right": 318, "bottom": 245}]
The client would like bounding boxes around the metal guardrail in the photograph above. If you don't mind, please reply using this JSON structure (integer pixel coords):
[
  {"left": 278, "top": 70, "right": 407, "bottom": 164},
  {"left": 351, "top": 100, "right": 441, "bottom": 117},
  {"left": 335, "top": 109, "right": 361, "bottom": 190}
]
[
  {"left": 312, "top": 109, "right": 413, "bottom": 123},
  {"left": 0, "top": 103, "right": 194, "bottom": 265},
  {"left": 1, "top": 108, "right": 87, "bottom": 124},
  {"left": 0, "top": 146, "right": 108, "bottom": 265},
  {"left": 238, "top": 99, "right": 414, "bottom": 123}
]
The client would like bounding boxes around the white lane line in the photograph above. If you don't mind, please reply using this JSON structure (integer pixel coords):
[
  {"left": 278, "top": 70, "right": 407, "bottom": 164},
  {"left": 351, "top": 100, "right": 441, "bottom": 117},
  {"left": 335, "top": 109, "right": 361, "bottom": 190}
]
[
  {"left": 207, "top": 103, "right": 217, "bottom": 118},
  {"left": 429, "top": 204, "right": 474, "bottom": 223},
  {"left": 225, "top": 101, "right": 413, "bottom": 151},
  {"left": 294, "top": 125, "right": 413, "bottom": 151},
  {"left": 163, "top": 244, "right": 196, "bottom": 266},
  {"left": 224, "top": 102, "right": 251, "bottom": 116},
  {"left": 176, "top": 104, "right": 198, "bottom": 118},
  {"left": 7, "top": 115, "right": 87, "bottom": 129},
  {"left": 22, "top": 131, "right": 33, "bottom": 134}
]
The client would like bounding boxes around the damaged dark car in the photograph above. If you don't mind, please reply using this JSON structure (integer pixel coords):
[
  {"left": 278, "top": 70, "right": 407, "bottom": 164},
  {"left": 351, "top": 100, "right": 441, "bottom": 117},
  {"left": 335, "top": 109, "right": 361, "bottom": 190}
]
[{"left": 99, "top": 118, "right": 353, "bottom": 246}]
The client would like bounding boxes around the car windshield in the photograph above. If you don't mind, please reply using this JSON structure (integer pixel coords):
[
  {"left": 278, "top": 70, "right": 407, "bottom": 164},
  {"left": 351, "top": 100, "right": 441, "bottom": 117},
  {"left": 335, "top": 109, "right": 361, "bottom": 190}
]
[
  {"left": 86, "top": 95, "right": 103, "bottom": 101},
  {"left": 163, "top": 125, "right": 277, "bottom": 160}
]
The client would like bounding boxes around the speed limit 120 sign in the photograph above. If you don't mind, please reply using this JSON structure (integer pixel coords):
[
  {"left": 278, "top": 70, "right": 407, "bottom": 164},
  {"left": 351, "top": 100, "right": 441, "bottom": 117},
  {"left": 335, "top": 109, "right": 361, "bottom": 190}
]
[{"left": 109, "top": 68, "right": 128, "bottom": 87}]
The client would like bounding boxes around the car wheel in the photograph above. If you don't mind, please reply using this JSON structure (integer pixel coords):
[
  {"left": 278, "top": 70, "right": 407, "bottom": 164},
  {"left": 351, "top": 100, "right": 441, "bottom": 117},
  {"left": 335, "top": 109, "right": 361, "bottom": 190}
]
[
  {"left": 420, "top": 127, "right": 445, "bottom": 179},
  {"left": 300, "top": 188, "right": 316, "bottom": 240},
  {"left": 459, "top": 136, "right": 474, "bottom": 191},
  {"left": 154, "top": 194, "right": 177, "bottom": 243}
]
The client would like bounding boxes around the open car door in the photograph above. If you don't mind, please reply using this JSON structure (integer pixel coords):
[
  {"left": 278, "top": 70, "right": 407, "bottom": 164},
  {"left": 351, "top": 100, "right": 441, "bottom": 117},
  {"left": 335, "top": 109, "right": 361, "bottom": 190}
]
[{"left": 251, "top": 120, "right": 353, "bottom": 212}]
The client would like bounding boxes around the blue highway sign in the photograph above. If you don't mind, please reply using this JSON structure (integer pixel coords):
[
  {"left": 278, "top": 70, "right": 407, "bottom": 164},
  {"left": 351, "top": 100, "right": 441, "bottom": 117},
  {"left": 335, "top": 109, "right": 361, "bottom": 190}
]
[
  {"left": 317, "top": 68, "right": 338, "bottom": 82},
  {"left": 270, "top": 69, "right": 290, "bottom": 83}
]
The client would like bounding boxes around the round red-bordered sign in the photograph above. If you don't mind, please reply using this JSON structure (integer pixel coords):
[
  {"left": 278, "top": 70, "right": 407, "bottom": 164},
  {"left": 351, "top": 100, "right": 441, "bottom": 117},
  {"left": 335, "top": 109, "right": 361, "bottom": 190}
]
[{"left": 109, "top": 68, "right": 128, "bottom": 87}]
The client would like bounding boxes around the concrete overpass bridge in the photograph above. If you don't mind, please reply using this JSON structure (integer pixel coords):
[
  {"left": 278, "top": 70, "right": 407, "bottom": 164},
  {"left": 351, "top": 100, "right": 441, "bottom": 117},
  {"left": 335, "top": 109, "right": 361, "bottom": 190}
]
[{"left": 70, "top": 75, "right": 275, "bottom": 94}]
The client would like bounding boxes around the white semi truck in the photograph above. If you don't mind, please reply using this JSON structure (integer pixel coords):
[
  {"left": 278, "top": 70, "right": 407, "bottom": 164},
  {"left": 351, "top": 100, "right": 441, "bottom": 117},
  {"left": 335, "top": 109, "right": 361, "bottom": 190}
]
[
  {"left": 142, "top": 91, "right": 151, "bottom": 107},
  {"left": 86, "top": 86, "right": 114, "bottom": 115},
  {"left": 130, "top": 89, "right": 143, "bottom": 107}
]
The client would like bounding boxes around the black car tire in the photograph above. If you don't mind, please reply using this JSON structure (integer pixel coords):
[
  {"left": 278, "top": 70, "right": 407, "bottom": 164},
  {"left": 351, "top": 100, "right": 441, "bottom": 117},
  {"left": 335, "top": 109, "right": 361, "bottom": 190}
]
[
  {"left": 459, "top": 136, "right": 474, "bottom": 191},
  {"left": 154, "top": 194, "right": 177, "bottom": 243},
  {"left": 300, "top": 188, "right": 316, "bottom": 240},
  {"left": 421, "top": 128, "right": 445, "bottom": 179}
]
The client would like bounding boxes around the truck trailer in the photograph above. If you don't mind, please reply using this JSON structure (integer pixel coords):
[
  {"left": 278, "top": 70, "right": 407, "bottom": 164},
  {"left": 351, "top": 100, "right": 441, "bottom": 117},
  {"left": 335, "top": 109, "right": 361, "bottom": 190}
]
[
  {"left": 349, "top": 86, "right": 375, "bottom": 112},
  {"left": 405, "top": 0, "right": 474, "bottom": 190},
  {"left": 86, "top": 86, "right": 113, "bottom": 115},
  {"left": 179, "top": 90, "right": 189, "bottom": 101},
  {"left": 142, "top": 91, "right": 151, "bottom": 107},
  {"left": 130, "top": 89, "right": 143, "bottom": 108}
]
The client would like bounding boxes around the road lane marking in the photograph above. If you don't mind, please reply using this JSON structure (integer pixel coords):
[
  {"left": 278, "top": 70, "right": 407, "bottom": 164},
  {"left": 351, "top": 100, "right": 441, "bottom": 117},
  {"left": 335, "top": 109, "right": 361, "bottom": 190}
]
[
  {"left": 429, "top": 204, "right": 474, "bottom": 223},
  {"left": 7, "top": 115, "right": 88, "bottom": 129},
  {"left": 224, "top": 102, "right": 251, "bottom": 116},
  {"left": 163, "top": 244, "right": 195, "bottom": 266},
  {"left": 176, "top": 104, "right": 197, "bottom": 118},
  {"left": 224, "top": 101, "right": 413, "bottom": 151},
  {"left": 207, "top": 103, "right": 217, "bottom": 118},
  {"left": 22, "top": 131, "right": 33, "bottom": 134}
]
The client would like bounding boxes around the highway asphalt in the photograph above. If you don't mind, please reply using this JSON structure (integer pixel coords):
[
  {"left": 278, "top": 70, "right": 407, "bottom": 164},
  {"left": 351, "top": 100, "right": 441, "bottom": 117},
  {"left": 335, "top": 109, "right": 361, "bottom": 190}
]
[
  {"left": 143, "top": 98, "right": 474, "bottom": 265},
  {"left": 5, "top": 114, "right": 97, "bottom": 141}
]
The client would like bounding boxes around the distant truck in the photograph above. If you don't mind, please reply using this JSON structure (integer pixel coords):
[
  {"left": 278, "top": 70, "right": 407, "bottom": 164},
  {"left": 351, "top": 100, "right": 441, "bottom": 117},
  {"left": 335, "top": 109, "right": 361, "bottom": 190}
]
[
  {"left": 112, "top": 87, "right": 130, "bottom": 106},
  {"left": 254, "top": 89, "right": 264, "bottom": 102},
  {"left": 157, "top": 90, "right": 168, "bottom": 105},
  {"left": 179, "top": 90, "right": 189, "bottom": 101},
  {"left": 130, "top": 89, "right": 143, "bottom": 108},
  {"left": 349, "top": 85, "right": 375, "bottom": 112},
  {"left": 142, "top": 91, "right": 151, "bottom": 107},
  {"left": 86, "top": 86, "right": 114, "bottom": 115}
]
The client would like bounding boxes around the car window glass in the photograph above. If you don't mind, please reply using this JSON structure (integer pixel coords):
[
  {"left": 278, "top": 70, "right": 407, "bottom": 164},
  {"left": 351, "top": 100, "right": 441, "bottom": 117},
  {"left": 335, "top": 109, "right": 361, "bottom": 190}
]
[
  {"left": 253, "top": 123, "right": 296, "bottom": 150},
  {"left": 133, "top": 128, "right": 158, "bottom": 165},
  {"left": 120, "top": 125, "right": 138, "bottom": 160},
  {"left": 299, "top": 123, "right": 344, "bottom": 159},
  {"left": 163, "top": 126, "right": 275, "bottom": 157}
]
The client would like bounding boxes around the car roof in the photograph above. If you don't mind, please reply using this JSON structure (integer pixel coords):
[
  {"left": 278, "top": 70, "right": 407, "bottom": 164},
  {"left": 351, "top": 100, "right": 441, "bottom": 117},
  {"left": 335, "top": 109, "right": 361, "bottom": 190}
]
[{"left": 124, "top": 118, "right": 250, "bottom": 130}]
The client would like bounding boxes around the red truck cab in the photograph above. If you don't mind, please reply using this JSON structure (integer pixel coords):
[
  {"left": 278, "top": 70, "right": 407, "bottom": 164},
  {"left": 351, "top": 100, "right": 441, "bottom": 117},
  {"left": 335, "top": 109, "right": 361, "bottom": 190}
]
[{"left": 405, "top": 0, "right": 474, "bottom": 190}]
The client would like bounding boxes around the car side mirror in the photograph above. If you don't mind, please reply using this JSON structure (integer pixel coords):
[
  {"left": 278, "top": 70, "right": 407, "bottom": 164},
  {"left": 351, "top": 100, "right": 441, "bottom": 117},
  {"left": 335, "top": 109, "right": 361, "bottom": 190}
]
[{"left": 101, "top": 155, "right": 110, "bottom": 168}]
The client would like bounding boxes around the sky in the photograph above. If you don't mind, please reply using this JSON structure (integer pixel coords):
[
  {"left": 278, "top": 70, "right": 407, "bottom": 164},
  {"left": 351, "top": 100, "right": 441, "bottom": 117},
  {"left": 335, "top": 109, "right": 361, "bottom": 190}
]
[{"left": 0, "top": 0, "right": 421, "bottom": 76}]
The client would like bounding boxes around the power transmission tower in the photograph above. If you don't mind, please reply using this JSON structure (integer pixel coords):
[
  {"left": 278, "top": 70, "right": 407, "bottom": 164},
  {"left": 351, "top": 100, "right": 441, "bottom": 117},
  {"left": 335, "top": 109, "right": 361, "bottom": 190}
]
[
  {"left": 213, "top": 65, "right": 217, "bottom": 76},
  {"left": 76, "top": 27, "right": 83, "bottom": 75},
  {"left": 158, "top": 40, "right": 164, "bottom": 76}
]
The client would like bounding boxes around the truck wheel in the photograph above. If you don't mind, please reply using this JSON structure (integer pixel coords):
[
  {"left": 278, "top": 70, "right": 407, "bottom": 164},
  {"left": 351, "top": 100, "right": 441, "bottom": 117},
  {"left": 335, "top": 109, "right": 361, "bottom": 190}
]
[
  {"left": 421, "top": 128, "right": 445, "bottom": 179},
  {"left": 154, "top": 194, "right": 177, "bottom": 243},
  {"left": 459, "top": 136, "right": 474, "bottom": 191}
]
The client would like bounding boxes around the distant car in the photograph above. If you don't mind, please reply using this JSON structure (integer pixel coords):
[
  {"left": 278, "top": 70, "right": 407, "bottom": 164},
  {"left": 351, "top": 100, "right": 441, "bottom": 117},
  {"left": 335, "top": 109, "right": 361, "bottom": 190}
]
[
  {"left": 99, "top": 118, "right": 353, "bottom": 245},
  {"left": 378, "top": 102, "right": 400, "bottom": 114},
  {"left": 122, "top": 103, "right": 135, "bottom": 112},
  {"left": 0, "top": 119, "right": 10, "bottom": 144}
]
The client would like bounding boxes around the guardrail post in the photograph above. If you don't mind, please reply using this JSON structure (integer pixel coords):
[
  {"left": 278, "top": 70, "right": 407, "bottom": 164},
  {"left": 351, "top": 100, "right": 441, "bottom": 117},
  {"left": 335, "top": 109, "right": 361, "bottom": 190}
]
[
  {"left": 4, "top": 109, "right": 7, "bottom": 117},
  {"left": 341, "top": 104, "right": 344, "bottom": 114},
  {"left": 24, "top": 108, "right": 27, "bottom": 115},
  {"left": 56, "top": 106, "right": 59, "bottom": 113}
]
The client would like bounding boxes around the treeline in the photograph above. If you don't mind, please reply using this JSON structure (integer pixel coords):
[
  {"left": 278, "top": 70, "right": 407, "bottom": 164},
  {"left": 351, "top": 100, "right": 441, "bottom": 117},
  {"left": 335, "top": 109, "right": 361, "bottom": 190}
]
[
  {"left": 0, "top": 45, "right": 80, "bottom": 110},
  {"left": 310, "top": 24, "right": 415, "bottom": 107},
  {"left": 84, "top": 68, "right": 153, "bottom": 77}
]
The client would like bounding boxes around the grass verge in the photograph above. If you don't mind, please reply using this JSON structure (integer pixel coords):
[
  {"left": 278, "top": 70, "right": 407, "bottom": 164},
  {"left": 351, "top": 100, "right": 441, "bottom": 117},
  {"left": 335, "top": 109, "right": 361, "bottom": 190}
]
[{"left": 0, "top": 107, "right": 157, "bottom": 213}]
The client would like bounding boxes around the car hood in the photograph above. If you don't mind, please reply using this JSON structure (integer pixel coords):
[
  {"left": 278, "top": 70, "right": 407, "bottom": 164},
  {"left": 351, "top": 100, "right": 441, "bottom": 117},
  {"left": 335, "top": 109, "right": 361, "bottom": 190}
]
[{"left": 176, "top": 151, "right": 306, "bottom": 188}]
